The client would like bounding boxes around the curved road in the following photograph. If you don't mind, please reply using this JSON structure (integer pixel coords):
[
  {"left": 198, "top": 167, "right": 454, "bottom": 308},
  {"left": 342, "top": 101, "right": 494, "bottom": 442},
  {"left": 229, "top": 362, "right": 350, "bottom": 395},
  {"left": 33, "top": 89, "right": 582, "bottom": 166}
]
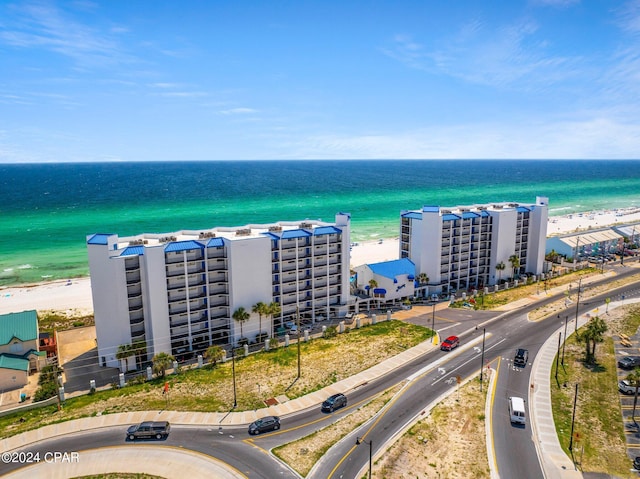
[{"left": 3, "top": 264, "right": 640, "bottom": 478}]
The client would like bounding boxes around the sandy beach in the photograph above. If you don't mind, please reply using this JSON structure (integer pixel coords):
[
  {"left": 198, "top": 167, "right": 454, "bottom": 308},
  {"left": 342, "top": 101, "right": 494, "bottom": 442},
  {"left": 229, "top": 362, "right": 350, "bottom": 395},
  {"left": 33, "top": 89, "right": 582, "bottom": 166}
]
[{"left": 3, "top": 207, "right": 640, "bottom": 316}]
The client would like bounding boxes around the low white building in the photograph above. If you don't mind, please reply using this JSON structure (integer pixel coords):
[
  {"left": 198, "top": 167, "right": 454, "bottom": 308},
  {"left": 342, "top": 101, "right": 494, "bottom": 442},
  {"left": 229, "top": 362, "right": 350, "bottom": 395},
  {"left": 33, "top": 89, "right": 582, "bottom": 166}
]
[
  {"left": 87, "top": 214, "right": 352, "bottom": 369},
  {"left": 546, "top": 229, "right": 624, "bottom": 260},
  {"left": 400, "top": 197, "right": 549, "bottom": 295},
  {"left": 353, "top": 258, "right": 416, "bottom": 307}
]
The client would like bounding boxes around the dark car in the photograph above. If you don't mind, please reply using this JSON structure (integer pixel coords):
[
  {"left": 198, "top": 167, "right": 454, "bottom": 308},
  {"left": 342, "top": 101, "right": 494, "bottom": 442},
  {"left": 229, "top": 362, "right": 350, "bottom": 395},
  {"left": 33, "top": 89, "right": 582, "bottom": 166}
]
[
  {"left": 514, "top": 348, "right": 529, "bottom": 367},
  {"left": 322, "top": 393, "right": 347, "bottom": 412},
  {"left": 248, "top": 416, "right": 281, "bottom": 435},
  {"left": 126, "top": 421, "right": 170, "bottom": 440},
  {"left": 618, "top": 356, "right": 640, "bottom": 370},
  {"left": 440, "top": 335, "right": 459, "bottom": 351}
]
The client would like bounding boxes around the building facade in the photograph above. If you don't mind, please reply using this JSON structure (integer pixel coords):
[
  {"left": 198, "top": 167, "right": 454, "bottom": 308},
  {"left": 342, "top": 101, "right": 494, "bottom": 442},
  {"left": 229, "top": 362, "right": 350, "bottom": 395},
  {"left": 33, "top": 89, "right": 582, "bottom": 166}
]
[
  {"left": 400, "top": 197, "right": 548, "bottom": 295},
  {"left": 0, "top": 310, "right": 46, "bottom": 391},
  {"left": 353, "top": 258, "right": 416, "bottom": 308},
  {"left": 87, "top": 214, "right": 351, "bottom": 369}
]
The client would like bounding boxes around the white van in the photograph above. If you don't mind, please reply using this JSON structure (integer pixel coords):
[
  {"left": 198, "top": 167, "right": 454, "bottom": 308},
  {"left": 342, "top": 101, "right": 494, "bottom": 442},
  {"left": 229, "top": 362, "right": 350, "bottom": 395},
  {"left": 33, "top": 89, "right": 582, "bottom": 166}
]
[{"left": 508, "top": 396, "right": 526, "bottom": 425}]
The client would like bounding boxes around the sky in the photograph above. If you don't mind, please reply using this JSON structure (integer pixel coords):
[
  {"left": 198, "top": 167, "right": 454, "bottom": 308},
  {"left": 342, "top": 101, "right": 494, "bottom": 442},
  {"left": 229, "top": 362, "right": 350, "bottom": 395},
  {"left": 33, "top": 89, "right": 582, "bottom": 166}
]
[{"left": 1, "top": 0, "right": 640, "bottom": 162}]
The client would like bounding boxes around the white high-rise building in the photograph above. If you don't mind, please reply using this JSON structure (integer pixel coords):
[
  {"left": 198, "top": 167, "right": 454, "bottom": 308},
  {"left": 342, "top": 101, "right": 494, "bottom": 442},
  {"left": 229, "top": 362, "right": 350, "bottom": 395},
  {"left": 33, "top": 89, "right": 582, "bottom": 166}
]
[
  {"left": 400, "top": 197, "right": 548, "bottom": 295},
  {"left": 87, "top": 213, "right": 351, "bottom": 369}
]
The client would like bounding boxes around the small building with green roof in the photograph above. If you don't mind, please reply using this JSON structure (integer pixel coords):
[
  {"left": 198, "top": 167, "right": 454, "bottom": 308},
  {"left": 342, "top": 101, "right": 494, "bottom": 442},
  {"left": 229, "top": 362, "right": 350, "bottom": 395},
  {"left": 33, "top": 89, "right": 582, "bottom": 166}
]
[{"left": 0, "top": 310, "right": 46, "bottom": 391}]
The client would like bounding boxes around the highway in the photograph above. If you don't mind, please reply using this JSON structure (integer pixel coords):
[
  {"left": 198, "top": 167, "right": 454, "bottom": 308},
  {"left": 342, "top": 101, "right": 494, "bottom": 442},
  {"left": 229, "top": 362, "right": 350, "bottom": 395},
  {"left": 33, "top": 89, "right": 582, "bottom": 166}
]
[{"left": 2, "top": 264, "right": 640, "bottom": 478}]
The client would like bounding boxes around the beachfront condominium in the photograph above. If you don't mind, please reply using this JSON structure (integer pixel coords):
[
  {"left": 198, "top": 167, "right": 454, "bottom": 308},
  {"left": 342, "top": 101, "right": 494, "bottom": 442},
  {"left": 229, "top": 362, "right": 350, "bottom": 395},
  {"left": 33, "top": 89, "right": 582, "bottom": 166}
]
[
  {"left": 400, "top": 197, "right": 548, "bottom": 295},
  {"left": 87, "top": 214, "right": 351, "bottom": 369}
]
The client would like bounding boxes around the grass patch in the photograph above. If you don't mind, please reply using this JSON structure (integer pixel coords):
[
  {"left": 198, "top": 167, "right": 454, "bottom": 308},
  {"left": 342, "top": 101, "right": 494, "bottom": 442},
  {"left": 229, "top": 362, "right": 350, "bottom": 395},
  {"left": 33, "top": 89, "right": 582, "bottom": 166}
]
[
  {"left": 273, "top": 384, "right": 402, "bottom": 476},
  {"left": 0, "top": 320, "right": 431, "bottom": 439},
  {"left": 550, "top": 305, "right": 640, "bottom": 477}
]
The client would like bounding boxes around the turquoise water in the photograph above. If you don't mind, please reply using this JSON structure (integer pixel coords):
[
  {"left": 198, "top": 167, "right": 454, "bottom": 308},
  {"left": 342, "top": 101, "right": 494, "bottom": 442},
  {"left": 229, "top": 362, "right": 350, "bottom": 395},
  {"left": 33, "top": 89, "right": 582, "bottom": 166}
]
[{"left": 2, "top": 160, "right": 640, "bottom": 286}]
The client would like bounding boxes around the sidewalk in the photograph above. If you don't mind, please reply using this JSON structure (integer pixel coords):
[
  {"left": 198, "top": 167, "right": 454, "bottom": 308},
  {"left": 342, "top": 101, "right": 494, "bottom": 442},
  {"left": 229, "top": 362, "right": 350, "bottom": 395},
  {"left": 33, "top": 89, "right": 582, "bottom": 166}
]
[{"left": 0, "top": 270, "right": 627, "bottom": 478}]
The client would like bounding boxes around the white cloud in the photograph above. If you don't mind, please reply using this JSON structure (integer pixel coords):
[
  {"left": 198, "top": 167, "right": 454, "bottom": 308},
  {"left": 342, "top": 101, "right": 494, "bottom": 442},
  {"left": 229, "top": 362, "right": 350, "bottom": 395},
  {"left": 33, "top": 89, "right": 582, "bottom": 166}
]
[
  {"left": 281, "top": 117, "right": 640, "bottom": 160},
  {"left": 382, "top": 18, "right": 580, "bottom": 90},
  {"left": 218, "top": 107, "right": 259, "bottom": 115},
  {"left": 0, "top": 1, "right": 135, "bottom": 69}
]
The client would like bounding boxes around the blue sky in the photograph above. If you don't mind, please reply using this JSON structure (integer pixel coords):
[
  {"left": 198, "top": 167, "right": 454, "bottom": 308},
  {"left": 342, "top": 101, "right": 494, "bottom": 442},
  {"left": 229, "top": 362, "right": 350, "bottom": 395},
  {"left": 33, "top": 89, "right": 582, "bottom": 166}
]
[{"left": 1, "top": 0, "right": 640, "bottom": 162}]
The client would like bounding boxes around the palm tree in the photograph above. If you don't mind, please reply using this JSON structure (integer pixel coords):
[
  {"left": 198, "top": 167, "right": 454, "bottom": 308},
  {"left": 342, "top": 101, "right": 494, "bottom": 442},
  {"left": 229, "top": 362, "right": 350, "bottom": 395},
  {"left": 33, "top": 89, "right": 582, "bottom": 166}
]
[
  {"left": 152, "top": 352, "right": 174, "bottom": 378},
  {"left": 116, "top": 343, "right": 134, "bottom": 372},
  {"left": 252, "top": 301, "right": 268, "bottom": 337},
  {"left": 417, "top": 273, "right": 429, "bottom": 285},
  {"left": 267, "top": 301, "right": 281, "bottom": 337},
  {"left": 232, "top": 307, "right": 250, "bottom": 343},
  {"left": 368, "top": 279, "right": 378, "bottom": 297},
  {"left": 204, "top": 345, "right": 225, "bottom": 367},
  {"left": 496, "top": 262, "right": 506, "bottom": 282},
  {"left": 131, "top": 339, "right": 147, "bottom": 369},
  {"left": 586, "top": 316, "right": 607, "bottom": 362},
  {"left": 627, "top": 368, "right": 640, "bottom": 425},
  {"left": 508, "top": 254, "right": 520, "bottom": 279}
]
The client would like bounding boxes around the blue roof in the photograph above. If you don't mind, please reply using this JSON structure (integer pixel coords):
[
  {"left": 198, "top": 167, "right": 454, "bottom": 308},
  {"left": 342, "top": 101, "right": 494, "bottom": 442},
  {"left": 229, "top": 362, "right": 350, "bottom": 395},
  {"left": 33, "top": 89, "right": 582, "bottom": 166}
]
[
  {"left": 443, "top": 213, "right": 461, "bottom": 221},
  {"left": 282, "top": 229, "right": 312, "bottom": 239},
  {"left": 462, "top": 211, "right": 480, "bottom": 219},
  {"left": 120, "top": 246, "right": 144, "bottom": 257},
  {"left": 164, "top": 240, "right": 204, "bottom": 253},
  {"left": 422, "top": 205, "right": 440, "bottom": 212},
  {"left": 314, "top": 226, "right": 341, "bottom": 236},
  {"left": 368, "top": 258, "right": 416, "bottom": 280},
  {"left": 517, "top": 206, "right": 531, "bottom": 213},
  {"left": 402, "top": 212, "right": 423, "bottom": 220},
  {"left": 481, "top": 210, "right": 491, "bottom": 217},
  {"left": 206, "top": 237, "right": 224, "bottom": 247},
  {"left": 0, "top": 310, "right": 38, "bottom": 345},
  {"left": 87, "top": 233, "right": 113, "bottom": 245},
  {"left": 0, "top": 354, "right": 29, "bottom": 372}
]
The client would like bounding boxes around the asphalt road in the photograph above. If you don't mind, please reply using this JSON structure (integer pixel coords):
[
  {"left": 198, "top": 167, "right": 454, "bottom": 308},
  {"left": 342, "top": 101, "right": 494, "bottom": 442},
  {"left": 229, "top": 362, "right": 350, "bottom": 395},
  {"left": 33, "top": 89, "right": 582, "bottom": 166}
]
[{"left": 3, "top": 263, "right": 640, "bottom": 478}]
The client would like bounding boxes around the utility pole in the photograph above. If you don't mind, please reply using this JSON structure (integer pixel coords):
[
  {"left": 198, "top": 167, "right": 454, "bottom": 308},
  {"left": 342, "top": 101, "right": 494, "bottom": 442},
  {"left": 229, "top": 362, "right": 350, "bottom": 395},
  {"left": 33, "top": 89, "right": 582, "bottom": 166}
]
[
  {"left": 569, "top": 383, "right": 579, "bottom": 453},
  {"left": 232, "top": 346, "right": 237, "bottom": 409},
  {"left": 562, "top": 315, "right": 568, "bottom": 366},
  {"left": 480, "top": 328, "right": 486, "bottom": 392},
  {"left": 555, "top": 332, "right": 561, "bottom": 383},
  {"left": 297, "top": 307, "right": 301, "bottom": 379},
  {"left": 574, "top": 277, "right": 582, "bottom": 334}
]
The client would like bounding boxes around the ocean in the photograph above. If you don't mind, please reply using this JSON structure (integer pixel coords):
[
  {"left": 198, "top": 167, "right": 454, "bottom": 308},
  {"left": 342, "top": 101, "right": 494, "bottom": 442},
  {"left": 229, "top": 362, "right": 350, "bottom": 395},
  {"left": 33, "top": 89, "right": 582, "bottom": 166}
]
[{"left": 2, "top": 159, "right": 640, "bottom": 286}]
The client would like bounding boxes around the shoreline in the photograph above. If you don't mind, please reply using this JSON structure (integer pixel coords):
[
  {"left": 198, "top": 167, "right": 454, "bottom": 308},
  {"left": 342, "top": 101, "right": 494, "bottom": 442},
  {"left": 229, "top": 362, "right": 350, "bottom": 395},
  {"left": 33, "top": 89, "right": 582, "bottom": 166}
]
[{"left": 2, "top": 206, "right": 640, "bottom": 315}]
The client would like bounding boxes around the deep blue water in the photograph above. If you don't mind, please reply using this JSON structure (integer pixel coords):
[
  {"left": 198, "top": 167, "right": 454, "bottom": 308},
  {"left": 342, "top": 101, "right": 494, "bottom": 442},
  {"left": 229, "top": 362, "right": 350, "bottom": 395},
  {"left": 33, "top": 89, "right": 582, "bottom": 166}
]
[{"left": 1, "top": 159, "right": 640, "bottom": 285}]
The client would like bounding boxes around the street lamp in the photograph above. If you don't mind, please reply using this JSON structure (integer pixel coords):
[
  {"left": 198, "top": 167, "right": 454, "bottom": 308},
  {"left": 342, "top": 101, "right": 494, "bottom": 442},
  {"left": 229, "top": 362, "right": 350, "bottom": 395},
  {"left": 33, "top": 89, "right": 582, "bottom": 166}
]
[
  {"left": 479, "top": 328, "right": 486, "bottom": 392},
  {"left": 231, "top": 346, "right": 237, "bottom": 409},
  {"left": 431, "top": 301, "right": 436, "bottom": 340},
  {"left": 356, "top": 436, "right": 372, "bottom": 479},
  {"left": 574, "top": 277, "right": 582, "bottom": 334},
  {"left": 562, "top": 315, "right": 568, "bottom": 367}
]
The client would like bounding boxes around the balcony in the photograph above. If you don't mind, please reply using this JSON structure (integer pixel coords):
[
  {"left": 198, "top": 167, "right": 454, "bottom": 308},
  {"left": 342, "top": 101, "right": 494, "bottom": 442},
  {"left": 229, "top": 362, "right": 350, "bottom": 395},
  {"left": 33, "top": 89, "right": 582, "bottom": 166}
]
[
  {"left": 131, "top": 331, "right": 145, "bottom": 341},
  {"left": 207, "top": 258, "right": 228, "bottom": 271},
  {"left": 125, "top": 260, "right": 140, "bottom": 271},
  {"left": 129, "top": 314, "right": 144, "bottom": 326}
]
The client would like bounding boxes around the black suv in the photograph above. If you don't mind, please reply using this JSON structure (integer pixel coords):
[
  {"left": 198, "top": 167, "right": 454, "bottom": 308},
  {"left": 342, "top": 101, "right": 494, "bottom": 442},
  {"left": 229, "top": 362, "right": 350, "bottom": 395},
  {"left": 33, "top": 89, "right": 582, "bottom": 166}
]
[
  {"left": 248, "top": 416, "right": 280, "bottom": 435},
  {"left": 321, "top": 393, "right": 347, "bottom": 412},
  {"left": 514, "top": 348, "right": 529, "bottom": 368},
  {"left": 618, "top": 356, "right": 640, "bottom": 370},
  {"left": 126, "top": 421, "right": 170, "bottom": 440}
]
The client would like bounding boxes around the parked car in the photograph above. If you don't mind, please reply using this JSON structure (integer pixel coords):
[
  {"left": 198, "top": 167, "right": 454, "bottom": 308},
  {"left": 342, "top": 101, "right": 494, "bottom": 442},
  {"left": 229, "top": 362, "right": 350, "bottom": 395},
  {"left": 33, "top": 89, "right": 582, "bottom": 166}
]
[
  {"left": 440, "top": 335, "right": 460, "bottom": 351},
  {"left": 514, "top": 348, "right": 529, "bottom": 368},
  {"left": 126, "top": 421, "right": 170, "bottom": 440},
  {"left": 321, "top": 393, "right": 347, "bottom": 412},
  {"left": 619, "top": 379, "right": 637, "bottom": 395},
  {"left": 633, "top": 456, "right": 640, "bottom": 471},
  {"left": 248, "top": 416, "right": 280, "bottom": 435},
  {"left": 618, "top": 356, "right": 640, "bottom": 370}
]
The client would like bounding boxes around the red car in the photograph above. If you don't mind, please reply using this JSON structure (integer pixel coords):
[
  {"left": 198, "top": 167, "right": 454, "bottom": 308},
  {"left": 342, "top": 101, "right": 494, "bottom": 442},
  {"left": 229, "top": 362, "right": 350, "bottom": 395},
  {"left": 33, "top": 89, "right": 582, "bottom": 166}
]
[{"left": 440, "top": 335, "right": 459, "bottom": 351}]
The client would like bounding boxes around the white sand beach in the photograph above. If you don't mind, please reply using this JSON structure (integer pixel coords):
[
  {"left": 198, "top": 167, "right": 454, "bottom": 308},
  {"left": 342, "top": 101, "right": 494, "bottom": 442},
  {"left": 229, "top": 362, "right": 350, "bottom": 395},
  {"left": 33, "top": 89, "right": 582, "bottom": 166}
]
[{"left": 3, "top": 206, "right": 640, "bottom": 316}]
